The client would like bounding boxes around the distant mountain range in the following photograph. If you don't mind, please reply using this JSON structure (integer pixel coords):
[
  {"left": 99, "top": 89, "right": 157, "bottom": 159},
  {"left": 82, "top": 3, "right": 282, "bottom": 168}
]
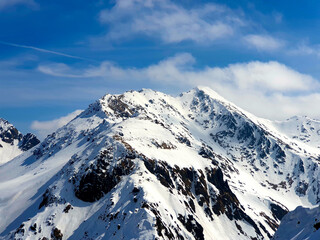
[{"left": 0, "top": 87, "right": 319, "bottom": 240}]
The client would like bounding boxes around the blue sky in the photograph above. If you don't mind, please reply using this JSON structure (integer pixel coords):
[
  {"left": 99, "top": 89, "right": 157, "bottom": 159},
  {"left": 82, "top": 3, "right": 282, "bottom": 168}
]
[{"left": 1, "top": 0, "right": 320, "bottom": 137}]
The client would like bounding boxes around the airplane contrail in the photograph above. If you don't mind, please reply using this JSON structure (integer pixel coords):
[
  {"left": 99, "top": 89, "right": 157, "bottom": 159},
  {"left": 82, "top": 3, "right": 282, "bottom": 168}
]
[{"left": 0, "top": 40, "right": 97, "bottom": 62}]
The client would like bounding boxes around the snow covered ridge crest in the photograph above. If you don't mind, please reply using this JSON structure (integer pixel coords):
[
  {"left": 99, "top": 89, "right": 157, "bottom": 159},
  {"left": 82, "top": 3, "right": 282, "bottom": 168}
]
[
  {"left": 1, "top": 87, "right": 320, "bottom": 240},
  {"left": 0, "top": 118, "right": 40, "bottom": 165}
]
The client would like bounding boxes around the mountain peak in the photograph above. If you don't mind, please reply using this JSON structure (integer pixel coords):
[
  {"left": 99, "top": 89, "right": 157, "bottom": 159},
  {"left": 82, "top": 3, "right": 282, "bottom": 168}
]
[
  {"left": 0, "top": 118, "right": 13, "bottom": 131},
  {"left": 0, "top": 118, "right": 40, "bottom": 165},
  {"left": 1, "top": 87, "right": 320, "bottom": 240},
  {"left": 0, "top": 118, "right": 9, "bottom": 123},
  {"left": 193, "top": 86, "right": 227, "bottom": 102}
]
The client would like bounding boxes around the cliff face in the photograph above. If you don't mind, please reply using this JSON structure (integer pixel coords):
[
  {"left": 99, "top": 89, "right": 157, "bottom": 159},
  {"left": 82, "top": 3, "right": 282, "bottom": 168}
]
[{"left": 0, "top": 87, "right": 319, "bottom": 240}]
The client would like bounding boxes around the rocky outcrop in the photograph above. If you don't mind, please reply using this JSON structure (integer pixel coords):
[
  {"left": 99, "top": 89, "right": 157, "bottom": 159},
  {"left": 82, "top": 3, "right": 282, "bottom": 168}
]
[
  {"left": 20, "top": 133, "right": 40, "bottom": 151},
  {"left": 0, "top": 119, "right": 40, "bottom": 150}
]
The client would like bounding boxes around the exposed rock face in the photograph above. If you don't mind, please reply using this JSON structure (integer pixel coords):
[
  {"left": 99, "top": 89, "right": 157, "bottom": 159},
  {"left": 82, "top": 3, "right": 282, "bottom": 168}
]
[
  {"left": 0, "top": 119, "right": 21, "bottom": 144},
  {"left": 1, "top": 87, "right": 320, "bottom": 240},
  {"left": 75, "top": 145, "right": 135, "bottom": 202},
  {"left": 20, "top": 133, "right": 40, "bottom": 151},
  {"left": 270, "top": 203, "right": 288, "bottom": 221},
  {"left": 51, "top": 227, "right": 63, "bottom": 240}
]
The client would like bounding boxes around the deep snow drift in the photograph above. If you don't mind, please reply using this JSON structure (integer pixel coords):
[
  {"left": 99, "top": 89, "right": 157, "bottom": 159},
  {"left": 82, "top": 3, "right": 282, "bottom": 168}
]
[{"left": 0, "top": 87, "right": 319, "bottom": 240}]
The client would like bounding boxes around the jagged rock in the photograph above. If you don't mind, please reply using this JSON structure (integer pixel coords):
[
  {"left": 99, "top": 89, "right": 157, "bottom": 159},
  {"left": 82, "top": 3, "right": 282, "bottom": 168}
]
[
  {"left": 314, "top": 222, "right": 320, "bottom": 230},
  {"left": 178, "top": 214, "right": 204, "bottom": 240},
  {"left": 20, "top": 133, "right": 40, "bottom": 151},
  {"left": 75, "top": 144, "right": 135, "bottom": 202},
  {"left": 63, "top": 204, "right": 73, "bottom": 213},
  {"left": 270, "top": 203, "right": 288, "bottom": 221},
  {"left": 51, "top": 227, "right": 63, "bottom": 240}
]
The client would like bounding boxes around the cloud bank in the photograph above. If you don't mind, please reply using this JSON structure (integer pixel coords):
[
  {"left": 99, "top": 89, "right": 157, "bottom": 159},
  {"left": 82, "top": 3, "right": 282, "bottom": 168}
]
[
  {"left": 38, "top": 53, "right": 320, "bottom": 120},
  {"left": 31, "top": 110, "right": 83, "bottom": 140},
  {"left": 98, "top": 0, "right": 287, "bottom": 53},
  {"left": 99, "top": 0, "right": 244, "bottom": 43}
]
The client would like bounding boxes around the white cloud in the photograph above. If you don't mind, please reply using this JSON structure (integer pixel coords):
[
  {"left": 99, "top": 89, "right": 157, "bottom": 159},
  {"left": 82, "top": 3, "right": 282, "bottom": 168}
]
[
  {"left": 31, "top": 110, "right": 83, "bottom": 140},
  {"left": 38, "top": 54, "right": 320, "bottom": 120},
  {"left": 98, "top": 0, "right": 287, "bottom": 51},
  {"left": 207, "top": 61, "right": 315, "bottom": 92},
  {"left": 98, "top": 0, "right": 244, "bottom": 43},
  {"left": 244, "top": 34, "right": 285, "bottom": 51},
  {"left": 0, "top": 0, "right": 35, "bottom": 9}
]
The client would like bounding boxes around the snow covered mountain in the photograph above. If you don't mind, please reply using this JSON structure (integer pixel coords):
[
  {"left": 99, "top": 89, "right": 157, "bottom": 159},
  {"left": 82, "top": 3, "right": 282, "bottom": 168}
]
[
  {"left": 0, "top": 118, "right": 40, "bottom": 165},
  {"left": 0, "top": 87, "right": 319, "bottom": 240},
  {"left": 272, "top": 116, "right": 320, "bottom": 149},
  {"left": 273, "top": 205, "right": 320, "bottom": 240}
]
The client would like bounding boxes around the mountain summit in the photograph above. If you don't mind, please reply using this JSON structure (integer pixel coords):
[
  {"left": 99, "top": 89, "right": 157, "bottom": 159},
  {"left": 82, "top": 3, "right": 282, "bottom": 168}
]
[
  {"left": 0, "top": 118, "right": 40, "bottom": 165},
  {"left": 0, "top": 87, "right": 319, "bottom": 240}
]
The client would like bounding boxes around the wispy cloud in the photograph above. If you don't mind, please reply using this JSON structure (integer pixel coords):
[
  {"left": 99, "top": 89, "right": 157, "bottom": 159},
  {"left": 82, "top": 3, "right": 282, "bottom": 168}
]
[
  {"left": 38, "top": 53, "right": 320, "bottom": 120},
  {"left": 273, "top": 12, "right": 283, "bottom": 24},
  {"left": 288, "top": 42, "right": 320, "bottom": 57},
  {"left": 31, "top": 110, "right": 83, "bottom": 139},
  {"left": 99, "top": 0, "right": 245, "bottom": 44},
  {"left": 244, "top": 34, "right": 285, "bottom": 51},
  {"left": 0, "top": 41, "right": 96, "bottom": 62}
]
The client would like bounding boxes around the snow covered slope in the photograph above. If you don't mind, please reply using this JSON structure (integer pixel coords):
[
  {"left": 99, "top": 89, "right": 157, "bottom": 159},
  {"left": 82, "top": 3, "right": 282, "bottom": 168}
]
[
  {"left": 0, "top": 87, "right": 320, "bottom": 240},
  {"left": 0, "top": 118, "right": 40, "bottom": 165},
  {"left": 273, "top": 206, "right": 320, "bottom": 240},
  {"left": 273, "top": 116, "right": 320, "bottom": 149}
]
